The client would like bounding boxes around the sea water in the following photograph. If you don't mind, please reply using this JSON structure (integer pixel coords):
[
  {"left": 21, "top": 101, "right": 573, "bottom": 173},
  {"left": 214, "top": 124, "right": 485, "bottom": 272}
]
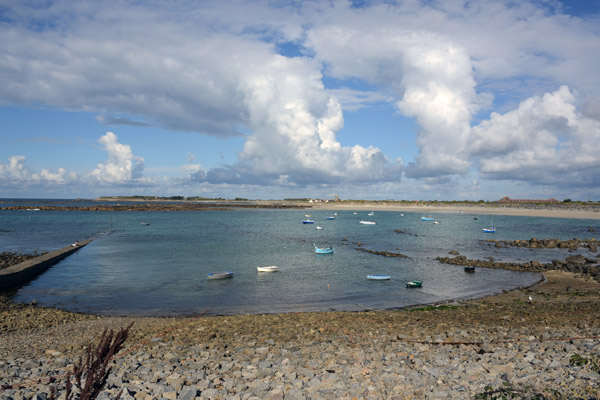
[{"left": 1, "top": 200, "right": 597, "bottom": 316}]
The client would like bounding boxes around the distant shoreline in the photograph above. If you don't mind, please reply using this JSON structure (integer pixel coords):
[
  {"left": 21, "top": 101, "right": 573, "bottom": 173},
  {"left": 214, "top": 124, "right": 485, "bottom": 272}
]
[
  {"left": 2, "top": 198, "right": 599, "bottom": 220},
  {"left": 315, "top": 202, "right": 600, "bottom": 220}
]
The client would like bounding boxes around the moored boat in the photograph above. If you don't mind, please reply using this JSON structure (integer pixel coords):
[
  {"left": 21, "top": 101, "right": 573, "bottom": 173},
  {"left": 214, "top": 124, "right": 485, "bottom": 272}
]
[
  {"left": 421, "top": 217, "right": 434, "bottom": 221},
  {"left": 406, "top": 280, "right": 423, "bottom": 288},
  {"left": 314, "top": 244, "right": 334, "bottom": 254},
  {"left": 257, "top": 266, "right": 279, "bottom": 273},
  {"left": 359, "top": 220, "right": 377, "bottom": 225},
  {"left": 483, "top": 227, "right": 496, "bottom": 233},
  {"left": 367, "top": 274, "right": 390, "bottom": 280},
  {"left": 464, "top": 266, "right": 476, "bottom": 273},
  {"left": 208, "top": 271, "right": 234, "bottom": 280},
  {"left": 326, "top": 216, "right": 335, "bottom": 220},
  {"left": 302, "top": 220, "right": 315, "bottom": 224}
]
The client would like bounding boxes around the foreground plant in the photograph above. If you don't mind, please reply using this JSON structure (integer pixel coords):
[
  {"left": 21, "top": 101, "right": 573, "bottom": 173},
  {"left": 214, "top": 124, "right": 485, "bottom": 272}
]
[{"left": 50, "top": 322, "right": 133, "bottom": 400}]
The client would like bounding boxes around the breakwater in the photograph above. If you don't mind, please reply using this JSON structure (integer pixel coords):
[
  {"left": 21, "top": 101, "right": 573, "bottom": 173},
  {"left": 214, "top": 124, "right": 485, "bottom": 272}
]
[{"left": 0, "top": 240, "right": 92, "bottom": 291}]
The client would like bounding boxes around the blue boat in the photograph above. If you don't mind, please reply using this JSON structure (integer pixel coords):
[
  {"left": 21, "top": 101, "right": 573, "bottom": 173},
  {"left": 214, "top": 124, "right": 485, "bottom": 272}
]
[
  {"left": 302, "top": 220, "right": 315, "bottom": 224},
  {"left": 421, "top": 217, "right": 435, "bottom": 221},
  {"left": 314, "top": 244, "right": 334, "bottom": 254},
  {"left": 483, "top": 227, "right": 496, "bottom": 233},
  {"left": 326, "top": 216, "right": 335, "bottom": 220}
]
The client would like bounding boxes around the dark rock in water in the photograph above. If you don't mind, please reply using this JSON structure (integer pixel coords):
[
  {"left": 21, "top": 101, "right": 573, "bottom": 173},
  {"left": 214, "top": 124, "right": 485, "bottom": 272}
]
[
  {"left": 565, "top": 254, "right": 586, "bottom": 265},
  {"left": 394, "top": 229, "right": 405, "bottom": 234}
]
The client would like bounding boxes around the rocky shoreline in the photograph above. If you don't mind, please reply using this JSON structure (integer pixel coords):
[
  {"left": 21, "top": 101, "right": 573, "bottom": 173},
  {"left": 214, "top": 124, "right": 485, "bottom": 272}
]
[
  {"left": 437, "top": 238, "right": 600, "bottom": 282},
  {"left": 0, "top": 252, "right": 48, "bottom": 271},
  {"left": 1, "top": 270, "right": 600, "bottom": 399},
  {"left": 0, "top": 202, "right": 306, "bottom": 212},
  {"left": 2, "top": 238, "right": 600, "bottom": 399}
]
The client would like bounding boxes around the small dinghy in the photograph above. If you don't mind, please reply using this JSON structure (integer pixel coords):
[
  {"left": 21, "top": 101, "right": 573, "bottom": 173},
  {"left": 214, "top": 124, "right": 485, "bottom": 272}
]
[
  {"left": 464, "top": 266, "right": 476, "bottom": 273},
  {"left": 359, "top": 220, "right": 376, "bottom": 225},
  {"left": 316, "top": 226, "right": 324, "bottom": 230},
  {"left": 367, "top": 274, "right": 390, "bottom": 280},
  {"left": 208, "top": 271, "right": 234, "bottom": 280},
  {"left": 406, "top": 280, "right": 423, "bottom": 288},
  {"left": 257, "top": 266, "right": 279, "bottom": 273},
  {"left": 303, "top": 220, "right": 315, "bottom": 224},
  {"left": 314, "top": 244, "right": 334, "bottom": 254}
]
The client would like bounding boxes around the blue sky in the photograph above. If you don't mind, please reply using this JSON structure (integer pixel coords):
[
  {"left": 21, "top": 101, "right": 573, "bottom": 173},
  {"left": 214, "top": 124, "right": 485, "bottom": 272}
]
[{"left": 1, "top": 0, "right": 600, "bottom": 200}]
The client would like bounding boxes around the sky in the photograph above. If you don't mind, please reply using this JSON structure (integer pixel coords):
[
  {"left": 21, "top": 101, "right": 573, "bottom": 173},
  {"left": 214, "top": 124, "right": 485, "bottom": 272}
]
[{"left": 1, "top": 0, "right": 600, "bottom": 201}]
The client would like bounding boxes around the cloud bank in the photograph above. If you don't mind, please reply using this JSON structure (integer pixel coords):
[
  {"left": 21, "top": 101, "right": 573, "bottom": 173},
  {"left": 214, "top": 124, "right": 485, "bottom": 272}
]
[{"left": 1, "top": 0, "right": 600, "bottom": 197}]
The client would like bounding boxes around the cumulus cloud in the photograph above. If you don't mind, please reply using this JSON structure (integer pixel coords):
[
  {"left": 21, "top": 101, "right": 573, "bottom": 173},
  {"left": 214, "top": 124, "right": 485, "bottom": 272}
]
[
  {"left": 0, "top": 155, "right": 77, "bottom": 186},
  {"left": 470, "top": 86, "right": 600, "bottom": 186},
  {"left": 305, "top": 10, "right": 488, "bottom": 178},
  {"left": 86, "top": 132, "right": 145, "bottom": 185},
  {"left": 1, "top": 0, "right": 600, "bottom": 195},
  {"left": 0, "top": 156, "right": 31, "bottom": 182}
]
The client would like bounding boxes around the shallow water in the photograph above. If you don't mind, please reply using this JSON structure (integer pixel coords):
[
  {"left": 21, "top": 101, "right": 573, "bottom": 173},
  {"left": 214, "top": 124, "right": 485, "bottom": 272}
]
[{"left": 1, "top": 200, "right": 597, "bottom": 316}]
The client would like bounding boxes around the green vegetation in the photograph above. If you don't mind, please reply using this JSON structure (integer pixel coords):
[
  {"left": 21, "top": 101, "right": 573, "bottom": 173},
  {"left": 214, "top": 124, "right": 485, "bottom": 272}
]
[
  {"left": 474, "top": 383, "right": 544, "bottom": 399},
  {"left": 570, "top": 353, "right": 600, "bottom": 373}
]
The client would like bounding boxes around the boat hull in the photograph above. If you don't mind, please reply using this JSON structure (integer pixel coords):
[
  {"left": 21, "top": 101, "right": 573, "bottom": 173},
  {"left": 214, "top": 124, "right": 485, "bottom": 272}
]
[
  {"left": 257, "top": 266, "right": 279, "bottom": 272},
  {"left": 208, "top": 271, "right": 234, "bottom": 280},
  {"left": 315, "top": 247, "right": 334, "bottom": 254},
  {"left": 406, "top": 280, "right": 423, "bottom": 288},
  {"left": 367, "top": 274, "right": 390, "bottom": 280}
]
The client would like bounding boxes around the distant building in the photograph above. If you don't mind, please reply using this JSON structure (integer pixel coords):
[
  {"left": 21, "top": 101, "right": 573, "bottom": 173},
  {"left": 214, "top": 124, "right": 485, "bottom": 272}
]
[{"left": 498, "top": 196, "right": 559, "bottom": 203}]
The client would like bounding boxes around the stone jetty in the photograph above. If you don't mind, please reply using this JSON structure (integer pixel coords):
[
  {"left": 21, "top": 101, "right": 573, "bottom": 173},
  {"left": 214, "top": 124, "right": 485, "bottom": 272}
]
[{"left": 0, "top": 240, "right": 92, "bottom": 291}]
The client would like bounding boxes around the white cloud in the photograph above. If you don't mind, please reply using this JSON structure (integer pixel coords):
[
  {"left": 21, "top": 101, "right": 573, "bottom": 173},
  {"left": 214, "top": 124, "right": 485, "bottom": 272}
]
[
  {"left": 470, "top": 86, "right": 600, "bottom": 186},
  {"left": 1, "top": 0, "right": 600, "bottom": 196},
  {"left": 0, "top": 156, "right": 31, "bottom": 182},
  {"left": 86, "top": 132, "right": 145, "bottom": 185},
  {"left": 0, "top": 155, "right": 77, "bottom": 186}
]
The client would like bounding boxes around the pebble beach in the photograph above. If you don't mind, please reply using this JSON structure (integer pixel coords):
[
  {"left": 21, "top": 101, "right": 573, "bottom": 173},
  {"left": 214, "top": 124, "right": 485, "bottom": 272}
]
[
  {"left": 1, "top": 270, "right": 599, "bottom": 399},
  {"left": 1, "top": 203, "right": 600, "bottom": 399}
]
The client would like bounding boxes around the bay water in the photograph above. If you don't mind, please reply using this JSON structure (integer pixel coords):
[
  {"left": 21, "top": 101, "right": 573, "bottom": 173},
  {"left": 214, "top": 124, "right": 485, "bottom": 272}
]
[{"left": 1, "top": 200, "right": 597, "bottom": 316}]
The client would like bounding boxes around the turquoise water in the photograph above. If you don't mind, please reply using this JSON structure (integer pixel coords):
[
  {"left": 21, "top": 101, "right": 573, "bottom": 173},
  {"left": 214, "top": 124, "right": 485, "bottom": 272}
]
[{"left": 1, "top": 201, "right": 598, "bottom": 316}]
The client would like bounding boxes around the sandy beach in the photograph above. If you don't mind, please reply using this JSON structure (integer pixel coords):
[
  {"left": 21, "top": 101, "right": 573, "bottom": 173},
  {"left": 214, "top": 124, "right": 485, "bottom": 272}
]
[{"left": 313, "top": 201, "right": 600, "bottom": 220}]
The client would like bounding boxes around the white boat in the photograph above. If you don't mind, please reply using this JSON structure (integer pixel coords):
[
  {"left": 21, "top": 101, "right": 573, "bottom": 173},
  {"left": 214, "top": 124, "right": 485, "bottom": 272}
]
[
  {"left": 316, "top": 226, "right": 324, "bottom": 230},
  {"left": 353, "top": 212, "right": 358, "bottom": 215},
  {"left": 208, "top": 271, "right": 234, "bottom": 280},
  {"left": 359, "top": 220, "right": 377, "bottom": 225},
  {"left": 434, "top": 221, "right": 440, "bottom": 224},
  {"left": 367, "top": 274, "right": 390, "bottom": 280},
  {"left": 483, "top": 220, "right": 496, "bottom": 233},
  {"left": 368, "top": 212, "right": 374, "bottom": 216},
  {"left": 257, "top": 266, "right": 279, "bottom": 273}
]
